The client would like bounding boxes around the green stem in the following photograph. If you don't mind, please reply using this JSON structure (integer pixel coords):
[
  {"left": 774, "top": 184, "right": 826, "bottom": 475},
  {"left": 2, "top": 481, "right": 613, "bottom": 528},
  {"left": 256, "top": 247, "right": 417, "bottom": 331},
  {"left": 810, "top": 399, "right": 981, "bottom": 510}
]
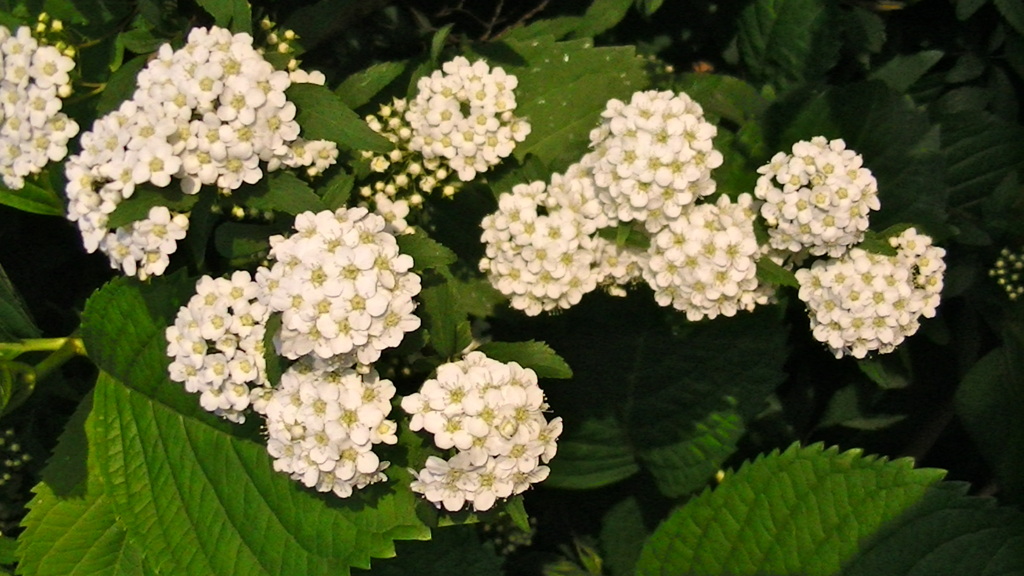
[
  {"left": 2, "top": 337, "right": 86, "bottom": 416},
  {"left": 0, "top": 337, "right": 69, "bottom": 357},
  {"left": 32, "top": 337, "right": 86, "bottom": 383}
]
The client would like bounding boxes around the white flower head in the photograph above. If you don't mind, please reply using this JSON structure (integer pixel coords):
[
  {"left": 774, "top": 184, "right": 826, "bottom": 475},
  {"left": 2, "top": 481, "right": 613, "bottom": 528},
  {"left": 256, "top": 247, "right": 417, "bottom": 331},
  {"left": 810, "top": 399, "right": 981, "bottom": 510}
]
[
  {"left": 795, "top": 227, "right": 945, "bottom": 358},
  {"left": 166, "top": 271, "right": 270, "bottom": 423},
  {"left": 262, "top": 358, "right": 396, "bottom": 497},
  {"left": 755, "top": 136, "right": 880, "bottom": 257},
  {"left": 587, "top": 90, "right": 722, "bottom": 234},
  {"left": 405, "top": 351, "right": 560, "bottom": 511},
  {"left": 62, "top": 25, "right": 335, "bottom": 280},
  {"left": 0, "top": 25, "right": 78, "bottom": 190},
  {"left": 257, "top": 206, "right": 422, "bottom": 365},
  {"left": 404, "top": 56, "right": 530, "bottom": 182}
]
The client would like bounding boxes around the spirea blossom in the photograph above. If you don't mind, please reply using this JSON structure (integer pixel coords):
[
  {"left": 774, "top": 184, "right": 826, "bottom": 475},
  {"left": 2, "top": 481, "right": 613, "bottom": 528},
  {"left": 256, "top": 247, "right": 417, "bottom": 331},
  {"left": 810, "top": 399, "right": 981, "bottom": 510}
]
[
  {"left": 63, "top": 25, "right": 336, "bottom": 279},
  {"left": 259, "top": 358, "right": 398, "bottom": 498},
  {"left": 480, "top": 163, "right": 604, "bottom": 316},
  {"left": 642, "top": 193, "right": 773, "bottom": 321},
  {"left": 0, "top": 25, "right": 79, "bottom": 189},
  {"left": 256, "top": 206, "right": 422, "bottom": 365},
  {"left": 405, "top": 56, "right": 531, "bottom": 181},
  {"left": 795, "top": 227, "right": 945, "bottom": 358},
  {"left": 402, "top": 351, "right": 561, "bottom": 511},
  {"left": 755, "top": 137, "right": 880, "bottom": 257},
  {"left": 101, "top": 205, "right": 189, "bottom": 280},
  {"left": 165, "top": 271, "right": 270, "bottom": 423},
  {"left": 587, "top": 90, "right": 722, "bottom": 233}
]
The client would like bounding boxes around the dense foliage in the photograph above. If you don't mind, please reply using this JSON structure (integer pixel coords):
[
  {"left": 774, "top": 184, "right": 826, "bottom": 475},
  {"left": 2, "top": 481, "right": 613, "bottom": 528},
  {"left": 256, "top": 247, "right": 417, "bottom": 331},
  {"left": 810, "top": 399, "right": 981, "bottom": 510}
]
[{"left": 0, "top": 0, "right": 1023, "bottom": 574}]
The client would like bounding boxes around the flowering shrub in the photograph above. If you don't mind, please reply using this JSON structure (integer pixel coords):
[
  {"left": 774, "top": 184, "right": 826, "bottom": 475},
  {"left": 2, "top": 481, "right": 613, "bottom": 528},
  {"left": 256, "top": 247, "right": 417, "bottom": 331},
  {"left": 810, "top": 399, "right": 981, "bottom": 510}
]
[{"left": 1, "top": 2, "right": 1023, "bottom": 576}]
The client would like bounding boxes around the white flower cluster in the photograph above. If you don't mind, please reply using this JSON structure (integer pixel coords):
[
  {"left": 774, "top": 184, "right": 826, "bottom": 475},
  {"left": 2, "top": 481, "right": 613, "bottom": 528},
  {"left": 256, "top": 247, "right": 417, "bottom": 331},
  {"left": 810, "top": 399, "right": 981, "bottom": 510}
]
[
  {"left": 258, "top": 358, "right": 398, "bottom": 498},
  {"left": 165, "top": 271, "right": 270, "bottom": 423},
  {"left": 479, "top": 165, "right": 605, "bottom": 316},
  {"left": 795, "top": 228, "right": 945, "bottom": 358},
  {"left": 481, "top": 90, "right": 773, "bottom": 320},
  {"left": 755, "top": 137, "right": 879, "bottom": 257},
  {"left": 256, "top": 207, "right": 422, "bottom": 365},
  {"left": 64, "top": 25, "right": 337, "bottom": 279},
  {"left": 0, "top": 25, "right": 78, "bottom": 189},
  {"left": 102, "top": 206, "right": 190, "bottom": 279},
  {"left": 644, "top": 194, "right": 772, "bottom": 321},
  {"left": 402, "top": 351, "right": 561, "bottom": 512},
  {"left": 588, "top": 90, "right": 722, "bottom": 234},
  {"left": 405, "top": 56, "right": 531, "bottom": 181}
]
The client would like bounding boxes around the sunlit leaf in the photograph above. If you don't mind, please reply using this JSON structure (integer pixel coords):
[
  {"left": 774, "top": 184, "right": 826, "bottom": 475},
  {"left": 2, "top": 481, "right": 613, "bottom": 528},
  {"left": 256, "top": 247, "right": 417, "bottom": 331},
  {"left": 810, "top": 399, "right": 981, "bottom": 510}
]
[
  {"left": 0, "top": 181, "right": 63, "bottom": 217},
  {"left": 18, "top": 395, "right": 152, "bottom": 576},
  {"left": 570, "top": 0, "right": 634, "bottom": 39},
  {"left": 335, "top": 61, "right": 408, "bottom": 110},
  {"left": 287, "top": 83, "right": 392, "bottom": 153},
  {"left": 635, "top": 443, "right": 948, "bottom": 576},
  {"left": 470, "top": 37, "right": 649, "bottom": 170},
  {"left": 476, "top": 340, "right": 572, "bottom": 379},
  {"left": 397, "top": 231, "right": 458, "bottom": 272}
]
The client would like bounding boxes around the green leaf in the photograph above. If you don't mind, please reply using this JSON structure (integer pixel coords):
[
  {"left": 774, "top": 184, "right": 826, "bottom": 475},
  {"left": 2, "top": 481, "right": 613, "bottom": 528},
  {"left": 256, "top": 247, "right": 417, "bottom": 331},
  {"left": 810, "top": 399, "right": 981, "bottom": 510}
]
[
  {"left": 335, "top": 61, "right": 408, "bottom": 110},
  {"left": 635, "top": 443, "right": 948, "bottom": 576},
  {"left": 599, "top": 497, "right": 649, "bottom": 576},
  {"left": 637, "top": 408, "right": 745, "bottom": 498},
  {"left": 755, "top": 256, "right": 799, "bottom": 288},
  {"left": 397, "top": 231, "right": 457, "bottom": 272},
  {"left": 956, "top": 0, "right": 988, "bottom": 20},
  {"left": 195, "top": 0, "right": 252, "bottom": 33},
  {"left": 955, "top": 338, "right": 1024, "bottom": 504},
  {"left": 772, "top": 81, "right": 946, "bottom": 233},
  {"left": 476, "top": 340, "right": 572, "bottom": 379},
  {"left": 363, "top": 525, "right": 503, "bottom": 576},
  {"left": 570, "top": 0, "right": 634, "bottom": 39},
  {"left": 538, "top": 297, "right": 787, "bottom": 496},
  {"left": 818, "top": 385, "right": 905, "bottom": 430},
  {"left": 503, "top": 17, "right": 584, "bottom": 42},
  {"left": 116, "top": 26, "right": 164, "bottom": 54},
  {"left": 288, "top": 83, "right": 392, "bottom": 153},
  {"left": 213, "top": 222, "right": 274, "bottom": 260},
  {"left": 96, "top": 56, "right": 148, "bottom": 114},
  {"left": 420, "top": 283, "right": 472, "bottom": 360},
  {"left": 0, "top": 180, "right": 64, "bottom": 217},
  {"left": 92, "top": 372, "right": 431, "bottom": 576},
  {"left": 675, "top": 73, "right": 768, "bottom": 125},
  {"left": 79, "top": 274, "right": 218, "bottom": 420},
  {"left": 941, "top": 111, "right": 1024, "bottom": 208},
  {"left": 636, "top": 0, "right": 665, "bottom": 16},
  {"left": 0, "top": 535, "right": 14, "bottom": 566},
  {"left": 868, "top": 50, "right": 944, "bottom": 93},
  {"left": 319, "top": 169, "right": 354, "bottom": 210},
  {"left": 841, "top": 6, "right": 885, "bottom": 55},
  {"left": 430, "top": 24, "right": 454, "bottom": 65},
  {"left": 858, "top": 355, "right": 910, "bottom": 389},
  {"left": 470, "top": 37, "right": 649, "bottom": 170},
  {"left": 18, "top": 394, "right": 152, "bottom": 576},
  {"left": 840, "top": 482, "right": 1024, "bottom": 576},
  {"left": 0, "top": 263, "right": 40, "bottom": 341},
  {"left": 735, "top": 0, "right": 842, "bottom": 89},
  {"left": 545, "top": 415, "right": 640, "bottom": 489},
  {"left": 235, "top": 171, "right": 327, "bottom": 215},
  {"left": 995, "top": 0, "right": 1024, "bottom": 35},
  {"left": 504, "top": 496, "right": 531, "bottom": 533},
  {"left": 105, "top": 185, "right": 200, "bottom": 230}
]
